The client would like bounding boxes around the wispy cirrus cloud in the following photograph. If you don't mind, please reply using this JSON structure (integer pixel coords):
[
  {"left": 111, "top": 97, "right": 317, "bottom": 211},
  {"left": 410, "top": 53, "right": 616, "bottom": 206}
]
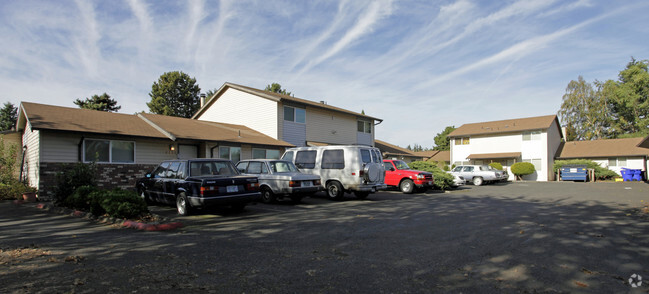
[{"left": 0, "top": 0, "right": 648, "bottom": 148}]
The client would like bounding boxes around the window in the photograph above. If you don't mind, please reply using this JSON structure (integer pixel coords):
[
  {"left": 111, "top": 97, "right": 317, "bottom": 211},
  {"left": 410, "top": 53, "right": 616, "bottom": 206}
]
[
  {"left": 284, "top": 106, "right": 305, "bottom": 123},
  {"left": 523, "top": 131, "right": 541, "bottom": 141},
  {"left": 219, "top": 146, "right": 241, "bottom": 163},
  {"left": 190, "top": 161, "right": 237, "bottom": 176},
  {"left": 523, "top": 158, "right": 542, "bottom": 170},
  {"left": 252, "top": 148, "right": 280, "bottom": 159},
  {"left": 247, "top": 162, "right": 263, "bottom": 174},
  {"left": 454, "top": 137, "right": 470, "bottom": 145},
  {"left": 281, "top": 151, "right": 294, "bottom": 162},
  {"left": 357, "top": 120, "right": 372, "bottom": 133},
  {"left": 371, "top": 149, "right": 381, "bottom": 162},
  {"left": 295, "top": 151, "right": 317, "bottom": 169},
  {"left": 83, "top": 139, "right": 135, "bottom": 163},
  {"left": 152, "top": 162, "right": 171, "bottom": 178},
  {"left": 462, "top": 166, "right": 474, "bottom": 172},
  {"left": 383, "top": 162, "right": 394, "bottom": 170},
  {"left": 322, "top": 150, "right": 345, "bottom": 169},
  {"left": 608, "top": 157, "right": 627, "bottom": 167},
  {"left": 236, "top": 162, "right": 248, "bottom": 173},
  {"left": 361, "top": 149, "right": 372, "bottom": 164},
  {"left": 270, "top": 161, "right": 299, "bottom": 173},
  {"left": 166, "top": 161, "right": 181, "bottom": 178}
]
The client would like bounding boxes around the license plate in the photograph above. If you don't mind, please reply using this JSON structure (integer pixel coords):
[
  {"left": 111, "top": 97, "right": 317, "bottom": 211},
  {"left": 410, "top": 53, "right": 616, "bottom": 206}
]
[
  {"left": 226, "top": 185, "right": 239, "bottom": 193},
  {"left": 301, "top": 181, "right": 313, "bottom": 187}
]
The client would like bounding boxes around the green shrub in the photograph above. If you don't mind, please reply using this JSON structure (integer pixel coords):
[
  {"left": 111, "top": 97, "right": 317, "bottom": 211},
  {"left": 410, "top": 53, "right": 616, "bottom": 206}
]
[
  {"left": 407, "top": 161, "right": 456, "bottom": 190},
  {"left": 98, "top": 189, "right": 148, "bottom": 219},
  {"left": 64, "top": 185, "right": 99, "bottom": 211},
  {"left": 0, "top": 179, "right": 37, "bottom": 200},
  {"left": 488, "top": 162, "right": 503, "bottom": 170},
  {"left": 553, "top": 159, "right": 619, "bottom": 180},
  {"left": 0, "top": 138, "right": 19, "bottom": 184},
  {"left": 510, "top": 162, "right": 536, "bottom": 180},
  {"left": 54, "top": 162, "right": 97, "bottom": 204}
]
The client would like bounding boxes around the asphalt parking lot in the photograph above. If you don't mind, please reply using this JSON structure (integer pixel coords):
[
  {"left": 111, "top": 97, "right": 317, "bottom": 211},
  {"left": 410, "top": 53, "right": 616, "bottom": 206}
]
[{"left": 1, "top": 181, "right": 649, "bottom": 293}]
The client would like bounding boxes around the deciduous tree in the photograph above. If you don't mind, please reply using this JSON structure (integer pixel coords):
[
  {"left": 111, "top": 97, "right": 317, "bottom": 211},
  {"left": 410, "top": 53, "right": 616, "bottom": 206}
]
[
  {"left": 433, "top": 126, "right": 456, "bottom": 151},
  {"left": 558, "top": 76, "right": 611, "bottom": 140},
  {"left": 147, "top": 71, "right": 201, "bottom": 118}
]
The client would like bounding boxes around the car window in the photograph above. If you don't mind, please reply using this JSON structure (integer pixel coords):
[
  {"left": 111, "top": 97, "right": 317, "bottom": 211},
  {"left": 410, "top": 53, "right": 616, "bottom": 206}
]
[
  {"left": 394, "top": 160, "right": 410, "bottom": 170},
  {"left": 271, "top": 161, "right": 298, "bottom": 173},
  {"left": 295, "top": 151, "right": 317, "bottom": 169},
  {"left": 213, "top": 161, "right": 237, "bottom": 176},
  {"left": 175, "top": 161, "right": 186, "bottom": 178},
  {"left": 322, "top": 150, "right": 345, "bottom": 169},
  {"left": 153, "top": 162, "right": 171, "bottom": 178},
  {"left": 383, "top": 162, "right": 394, "bottom": 170},
  {"left": 361, "top": 149, "right": 372, "bottom": 164},
  {"left": 236, "top": 162, "right": 248, "bottom": 173},
  {"left": 167, "top": 161, "right": 181, "bottom": 178},
  {"left": 247, "top": 162, "right": 263, "bottom": 174},
  {"left": 371, "top": 149, "right": 380, "bottom": 163},
  {"left": 281, "top": 151, "right": 294, "bottom": 162},
  {"left": 463, "top": 166, "right": 474, "bottom": 172},
  {"left": 452, "top": 166, "right": 463, "bottom": 172},
  {"left": 261, "top": 162, "right": 269, "bottom": 174}
]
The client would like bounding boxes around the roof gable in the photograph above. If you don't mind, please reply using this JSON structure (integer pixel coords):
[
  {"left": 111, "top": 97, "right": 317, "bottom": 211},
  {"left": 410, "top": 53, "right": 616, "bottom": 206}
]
[
  {"left": 192, "top": 82, "right": 381, "bottom": 121},
  {"left": 449, "top": 115, "right": 560, "bottom": 137},
  {"left": 556, "top": 137, "right": 649, "bottom": 158}
]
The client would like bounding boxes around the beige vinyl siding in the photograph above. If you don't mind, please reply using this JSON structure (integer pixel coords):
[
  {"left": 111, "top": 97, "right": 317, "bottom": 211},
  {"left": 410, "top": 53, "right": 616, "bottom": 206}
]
[
  {"left": 306, "top": 107, "right": 357, "bottom": 145},
  {"left": 22, "top": 123, "right": 40, "bottom": 189},
  {"left": 196, "top": 88, "right": 279, "bottom": 139},
  {"left": 137, "top": 140, "right": 177, "bottom": 164},
  {"left": 40, "top": 133, "right": 175, "bottom": 165},
  {"left": 41, "top": 132, "right": 80, "bottom": 163}
]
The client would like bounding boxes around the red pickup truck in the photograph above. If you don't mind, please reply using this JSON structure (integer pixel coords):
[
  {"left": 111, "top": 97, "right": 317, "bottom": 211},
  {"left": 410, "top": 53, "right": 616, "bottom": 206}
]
[{"left": 382, "top": 160, "right": 434, "bottom": 193}]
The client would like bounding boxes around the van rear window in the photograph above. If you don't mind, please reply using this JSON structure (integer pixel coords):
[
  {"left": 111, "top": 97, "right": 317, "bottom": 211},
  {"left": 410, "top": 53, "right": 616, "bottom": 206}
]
[
  {"left": 295, "top": 151, "right": 317, "bottom": 169},
  {"left": 322, "top": 150, "right": 345, "bottom": 169},
  {"left": 361, "top": 149, "right": 371, "bottom": 163}
]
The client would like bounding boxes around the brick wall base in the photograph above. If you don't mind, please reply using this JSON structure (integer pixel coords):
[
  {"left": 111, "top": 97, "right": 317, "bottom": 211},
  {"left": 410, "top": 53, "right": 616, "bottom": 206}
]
[{"left": 39, "top": 163, "right": 158, "bottom": 199}]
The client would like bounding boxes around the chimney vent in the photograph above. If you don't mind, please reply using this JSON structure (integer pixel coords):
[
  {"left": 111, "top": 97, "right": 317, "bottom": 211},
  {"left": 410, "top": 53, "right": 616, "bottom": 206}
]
[{"left": 200, "top": 93, "right": 207, "bottom": 107}]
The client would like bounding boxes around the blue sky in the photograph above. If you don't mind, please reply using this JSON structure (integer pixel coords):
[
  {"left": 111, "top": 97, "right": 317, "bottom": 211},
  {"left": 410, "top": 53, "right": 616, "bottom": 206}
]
[{"left": 1, "top": 0, "right": 648, "bottom": 148}]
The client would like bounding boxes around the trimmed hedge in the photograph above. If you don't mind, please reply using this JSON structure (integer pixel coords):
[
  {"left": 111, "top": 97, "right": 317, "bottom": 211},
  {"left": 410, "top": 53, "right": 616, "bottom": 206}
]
[
  {"left": 488, "top": 162, "right": 503, "bottom": 171},
  {"left": 407, "top": 161, "right": 456, "bottom": 190},
  {"left": 553, "top": 159, "right": 619, "bottom": 180},
  {"left": 511, "top": 162, "right": 535, "bottom": 180}
]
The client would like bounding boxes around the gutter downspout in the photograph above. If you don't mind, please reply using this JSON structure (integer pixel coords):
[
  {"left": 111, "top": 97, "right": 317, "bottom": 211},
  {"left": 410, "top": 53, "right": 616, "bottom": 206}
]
[{"left": 19, "top": 145, "right": 27, "bottom": 183}]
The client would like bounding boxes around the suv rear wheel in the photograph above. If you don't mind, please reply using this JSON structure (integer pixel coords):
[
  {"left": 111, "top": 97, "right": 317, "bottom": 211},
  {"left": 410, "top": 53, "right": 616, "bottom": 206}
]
[
  {"left": 326, "top": 181, "right": 344, "bottom": 200},
  {"left": 473, "top": 177, "right": 483, "bottom": 186}
]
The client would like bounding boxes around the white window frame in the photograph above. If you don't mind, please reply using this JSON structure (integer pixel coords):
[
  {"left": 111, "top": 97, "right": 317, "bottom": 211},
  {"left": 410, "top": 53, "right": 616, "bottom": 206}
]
[
  {"left": 523, "top": 130, "right": 542, "bottom": 141},
  {"left": 357, "top": 120, "right": 372, "bottom": 134},
  {"left": 82, "top": 139, "right": 136, "bottom": 164},
  {"left": 608, "top": 157, "right": 627, "bottom": 167},
  {"left": 284, "top": 106, "right": 306, "bottom": 124},
  {"left": 523, "top": 158, "right": 542, "bottom": 171}
]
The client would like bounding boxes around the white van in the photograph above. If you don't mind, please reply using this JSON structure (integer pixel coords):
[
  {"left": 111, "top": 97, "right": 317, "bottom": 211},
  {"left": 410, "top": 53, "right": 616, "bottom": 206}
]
[{"left": 281, "top": 145, "right": 387, "bottom": 200}]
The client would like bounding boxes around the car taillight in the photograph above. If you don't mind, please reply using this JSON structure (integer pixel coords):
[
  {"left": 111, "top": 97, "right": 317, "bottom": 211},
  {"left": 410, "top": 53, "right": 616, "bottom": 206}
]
[
  {"left": 289, "top": 181, "right": 300, "bottom": 187},
  {"left": 200, "top": 186, "right": 217, "bottom": 196},
  {"left": 358, "top": 170, "right": 364, "bottom": 177},
  {"left": 247, "top": 183, "right": 259, "bottom": 190},
  {"left": 314, "top": 179, "right": 321, "bottom": 185}
]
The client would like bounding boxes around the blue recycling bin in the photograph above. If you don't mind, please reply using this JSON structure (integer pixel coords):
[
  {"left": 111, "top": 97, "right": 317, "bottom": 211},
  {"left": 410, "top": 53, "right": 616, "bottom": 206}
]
[
  {"left": 632, "top": 169, "right": 643, "bottom": 181},
  {"left": 621, "top": 168, "right": 632, "bottom": 181}
]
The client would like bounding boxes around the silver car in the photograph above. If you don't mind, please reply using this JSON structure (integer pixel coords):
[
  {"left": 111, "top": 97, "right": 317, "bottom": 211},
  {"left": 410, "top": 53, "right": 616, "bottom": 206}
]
[
  {"left": 236, "top": 159, "right": 321, "bottom": 203},
  {"left": 450, "top": 165, "right": 508, "bottom": 186}
]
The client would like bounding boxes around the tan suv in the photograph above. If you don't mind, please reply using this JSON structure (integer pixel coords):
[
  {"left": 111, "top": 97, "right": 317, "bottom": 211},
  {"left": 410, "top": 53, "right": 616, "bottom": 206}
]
[{"left": 281, "top": 145, "right": 387, "bottom": 200}]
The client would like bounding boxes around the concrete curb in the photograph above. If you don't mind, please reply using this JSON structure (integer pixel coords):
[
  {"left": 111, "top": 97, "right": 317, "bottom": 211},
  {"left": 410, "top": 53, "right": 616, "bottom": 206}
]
[{"left": 14, "top": 201, "right": 183, "bottom": 232}]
